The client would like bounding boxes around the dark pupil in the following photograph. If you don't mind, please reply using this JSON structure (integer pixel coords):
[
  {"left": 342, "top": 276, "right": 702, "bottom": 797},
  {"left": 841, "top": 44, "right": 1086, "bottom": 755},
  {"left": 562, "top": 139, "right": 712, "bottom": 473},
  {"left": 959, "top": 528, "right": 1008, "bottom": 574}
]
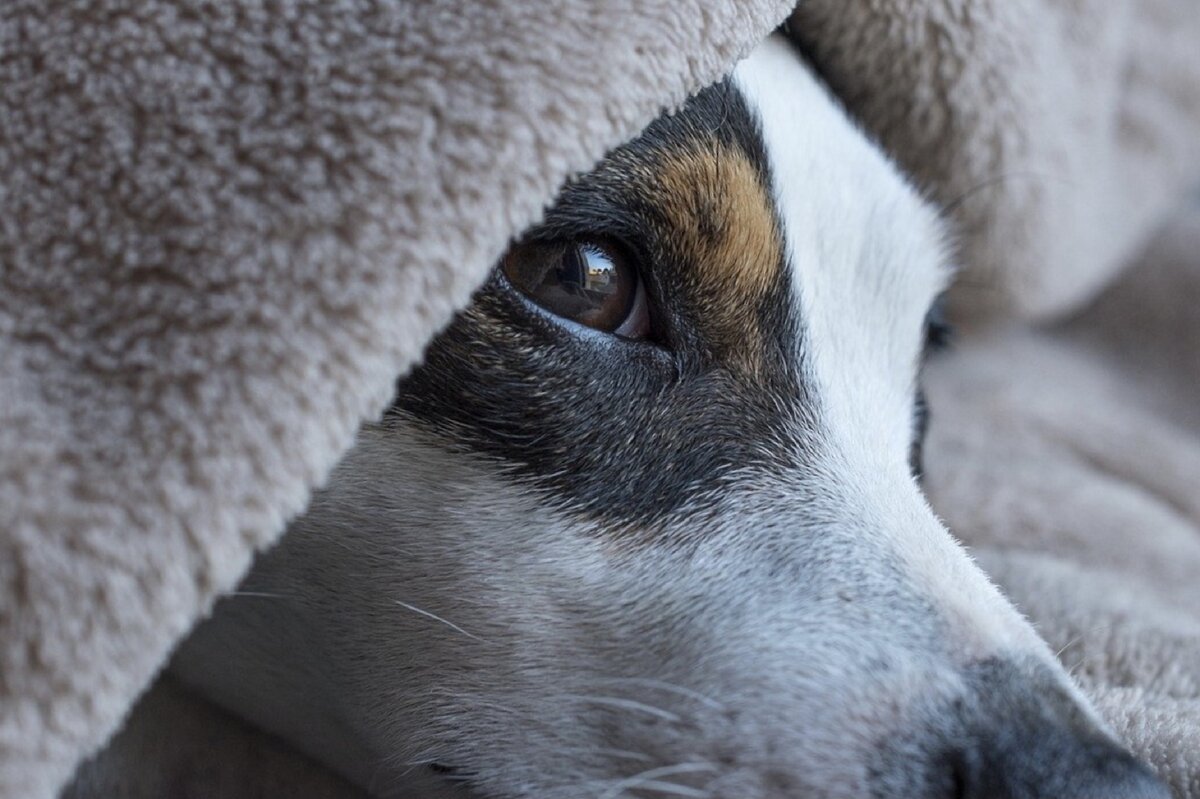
[{"left": 503, "top": 241, "right": 633, "bottom": 331}]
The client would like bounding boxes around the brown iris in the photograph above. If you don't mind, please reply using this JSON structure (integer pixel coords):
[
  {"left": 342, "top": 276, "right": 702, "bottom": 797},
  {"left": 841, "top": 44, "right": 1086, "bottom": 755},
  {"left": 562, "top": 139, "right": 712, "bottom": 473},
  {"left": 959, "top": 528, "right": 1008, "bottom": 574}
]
[{"left": 501, "top": 239, "right": 645, "bottom": 336}]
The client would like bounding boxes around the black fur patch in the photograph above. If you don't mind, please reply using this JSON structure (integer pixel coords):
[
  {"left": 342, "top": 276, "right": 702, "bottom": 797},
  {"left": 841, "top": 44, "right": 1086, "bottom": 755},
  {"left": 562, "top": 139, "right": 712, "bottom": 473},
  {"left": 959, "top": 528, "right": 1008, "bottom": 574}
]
[{"left": 390, "top": 79, "right": 815, "bottom": 525}]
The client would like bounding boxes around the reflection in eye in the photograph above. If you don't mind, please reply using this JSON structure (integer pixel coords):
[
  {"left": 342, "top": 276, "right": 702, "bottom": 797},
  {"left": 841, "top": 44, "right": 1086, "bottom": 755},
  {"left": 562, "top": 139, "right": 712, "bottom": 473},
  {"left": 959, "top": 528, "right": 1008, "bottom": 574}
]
[{"left": 501, "top": 239, "right": 649, "bottom": 338}]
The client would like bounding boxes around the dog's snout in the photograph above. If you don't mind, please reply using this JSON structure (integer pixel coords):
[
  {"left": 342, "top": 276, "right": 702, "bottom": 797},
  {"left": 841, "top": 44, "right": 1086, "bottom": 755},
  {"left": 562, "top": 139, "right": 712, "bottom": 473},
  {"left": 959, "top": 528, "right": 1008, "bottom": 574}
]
[
  {"left": 945, "top": 661, "right": 1170, "bottom": 799},
  {"left": 950, "top": 729, "right": 1170, "bottom": 799}
]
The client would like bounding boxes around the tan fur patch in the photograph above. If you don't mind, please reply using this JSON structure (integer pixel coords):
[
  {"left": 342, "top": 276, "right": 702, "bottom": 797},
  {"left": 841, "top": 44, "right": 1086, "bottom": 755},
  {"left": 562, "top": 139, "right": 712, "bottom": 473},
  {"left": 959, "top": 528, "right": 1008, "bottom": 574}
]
[
  {"left": 648, "top": 139, "right": 783, "bottom": 372},
  {"left": 654, "top": 141, "right": 780, "bottom": 296}
]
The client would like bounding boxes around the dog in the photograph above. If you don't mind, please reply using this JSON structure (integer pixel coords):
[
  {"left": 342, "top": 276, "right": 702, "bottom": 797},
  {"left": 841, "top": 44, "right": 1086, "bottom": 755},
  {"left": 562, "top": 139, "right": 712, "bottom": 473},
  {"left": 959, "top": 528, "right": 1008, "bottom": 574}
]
[{"left": 173, "top": 34, "right": 1169, "bottom": 799}]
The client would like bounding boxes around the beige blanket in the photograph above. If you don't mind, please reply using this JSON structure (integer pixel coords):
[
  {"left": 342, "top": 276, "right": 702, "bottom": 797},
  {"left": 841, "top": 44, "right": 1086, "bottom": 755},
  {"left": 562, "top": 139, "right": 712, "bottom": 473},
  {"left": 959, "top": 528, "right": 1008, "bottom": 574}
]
[
  {"left": 2, "top": 2, "right": 1198, "bottom": 797},
  {"left": 926, "top": 206, "right": 1200, "bottom": 799}
]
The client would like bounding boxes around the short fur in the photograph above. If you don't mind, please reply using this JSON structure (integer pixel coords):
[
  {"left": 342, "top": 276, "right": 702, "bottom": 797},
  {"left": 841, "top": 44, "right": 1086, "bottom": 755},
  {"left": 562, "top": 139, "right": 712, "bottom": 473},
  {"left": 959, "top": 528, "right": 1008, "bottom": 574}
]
[{"left": 173, "top": 35, "right": 1167, "bottom": 799}]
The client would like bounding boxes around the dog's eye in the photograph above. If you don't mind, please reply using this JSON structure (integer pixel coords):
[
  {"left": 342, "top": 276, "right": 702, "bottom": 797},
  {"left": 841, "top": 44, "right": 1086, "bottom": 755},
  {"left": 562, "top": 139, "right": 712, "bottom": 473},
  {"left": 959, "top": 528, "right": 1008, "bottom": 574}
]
[
  {"left": 502, "top": 239, "right": 650, "bottom": 338},
  {"left": 911, "top": 294, "right": 954, "bottom": 480},
  {"left": 924, "top": 294, "right": 953, "bottom": 351}
]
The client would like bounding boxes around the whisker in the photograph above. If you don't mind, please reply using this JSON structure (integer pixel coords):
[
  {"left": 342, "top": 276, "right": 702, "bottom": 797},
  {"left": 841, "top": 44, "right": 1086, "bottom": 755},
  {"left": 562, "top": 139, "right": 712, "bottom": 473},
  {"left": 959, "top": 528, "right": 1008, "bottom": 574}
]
[
  {"left": 595, "top": 763, "right": 717, "bottom": 799},
  {"left": 939, "top": 170, "right": 1077, "bottom": 216},
  {"left": 593, "top": 677, "right": 725, "bottom": 710},
  {"left": 1054, "top": 623, "right": 1113, "bottom": 679},
  {"left": 591, "top": 747, "right": 656, "bottom": 763},
  {"left": 564, "top": 694, "right": 683, "bottom": 723},
  {"left": 1055, "top": 633, "right": 1087, "bottom": 660},
  {"left": 626, "top": 779, "right": 713, "bottom": 798},
  {"left": 394, "top": 599, "right": 489, "bottom": 644}
]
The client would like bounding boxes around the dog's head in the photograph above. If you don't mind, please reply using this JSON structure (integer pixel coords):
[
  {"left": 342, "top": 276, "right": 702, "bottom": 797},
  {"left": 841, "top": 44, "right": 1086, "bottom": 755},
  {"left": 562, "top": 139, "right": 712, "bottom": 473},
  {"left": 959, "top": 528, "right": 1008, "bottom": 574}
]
[{"left": 176, "top": 35, "right": 1168, "bottom": 799}]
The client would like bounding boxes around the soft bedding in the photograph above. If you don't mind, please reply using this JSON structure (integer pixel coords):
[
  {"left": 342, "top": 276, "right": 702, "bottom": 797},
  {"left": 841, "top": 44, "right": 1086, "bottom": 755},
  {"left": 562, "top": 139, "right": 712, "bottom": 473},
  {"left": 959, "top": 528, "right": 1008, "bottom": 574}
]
[{"left": 2, "top": 1, "right": 1198, "bottom": 797}]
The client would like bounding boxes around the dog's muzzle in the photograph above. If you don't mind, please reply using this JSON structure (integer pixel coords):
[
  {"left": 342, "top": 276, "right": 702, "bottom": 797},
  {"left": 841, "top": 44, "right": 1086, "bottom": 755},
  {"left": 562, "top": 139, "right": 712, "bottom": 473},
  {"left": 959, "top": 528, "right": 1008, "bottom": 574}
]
[{"left": 932, "top": 660, "right": 1169, "bottom": 799}]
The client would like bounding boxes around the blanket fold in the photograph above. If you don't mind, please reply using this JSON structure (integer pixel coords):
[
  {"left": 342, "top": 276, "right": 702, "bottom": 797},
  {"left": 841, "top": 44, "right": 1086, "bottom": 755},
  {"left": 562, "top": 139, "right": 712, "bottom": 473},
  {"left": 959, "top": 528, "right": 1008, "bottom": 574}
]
[
  {"left": 2, "top": 2, "right": 1197, "bottom": 797},
  {"left": 791, "top": 0, "right": 1200, "bottom": 321}
]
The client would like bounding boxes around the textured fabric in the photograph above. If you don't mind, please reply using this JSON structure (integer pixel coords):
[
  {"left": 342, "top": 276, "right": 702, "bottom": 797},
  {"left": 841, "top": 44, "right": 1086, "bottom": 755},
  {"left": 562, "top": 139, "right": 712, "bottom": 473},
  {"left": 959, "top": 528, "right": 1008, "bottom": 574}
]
[
  {"left": 2, "top": 1, "right": 1198, "bottom": 798},
  {"left": 0, "top": 3, "right": 792, "bottom": 796},
  {"left": 791, "top": 0, "right": 1200, "bottom": 321},
  {"left": 923, "top": 205, "right": 1200, "bottom": 799}
]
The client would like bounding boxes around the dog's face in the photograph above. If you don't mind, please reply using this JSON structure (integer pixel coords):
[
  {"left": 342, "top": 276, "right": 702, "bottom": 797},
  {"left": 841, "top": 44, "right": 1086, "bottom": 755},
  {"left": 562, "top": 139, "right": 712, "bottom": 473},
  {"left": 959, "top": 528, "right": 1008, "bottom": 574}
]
[{"left": 175, "top": 35, "right": 1166, "bottom": 799}]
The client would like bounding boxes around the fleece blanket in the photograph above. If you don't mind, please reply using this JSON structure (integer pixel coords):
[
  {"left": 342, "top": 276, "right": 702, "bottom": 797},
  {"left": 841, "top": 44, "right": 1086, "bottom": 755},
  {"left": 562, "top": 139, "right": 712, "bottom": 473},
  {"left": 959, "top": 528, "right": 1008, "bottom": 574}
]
[
  {"left": 925, "top": 205, "right": 1200, "bottom": 799},
  {"left": 1, "top": 1, "right": 1198, "bottom": 798}
]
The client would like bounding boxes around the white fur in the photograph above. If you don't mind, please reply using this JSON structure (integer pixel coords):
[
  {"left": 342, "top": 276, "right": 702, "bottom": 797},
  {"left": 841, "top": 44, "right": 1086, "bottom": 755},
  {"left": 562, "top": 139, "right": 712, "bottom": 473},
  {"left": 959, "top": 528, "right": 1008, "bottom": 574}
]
[
  {"left": 734, "top": 37, "right": 1053, "bottom": 663},
  {"left": 173, "top": 35, "right": 1112, "bottom": 799}
]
